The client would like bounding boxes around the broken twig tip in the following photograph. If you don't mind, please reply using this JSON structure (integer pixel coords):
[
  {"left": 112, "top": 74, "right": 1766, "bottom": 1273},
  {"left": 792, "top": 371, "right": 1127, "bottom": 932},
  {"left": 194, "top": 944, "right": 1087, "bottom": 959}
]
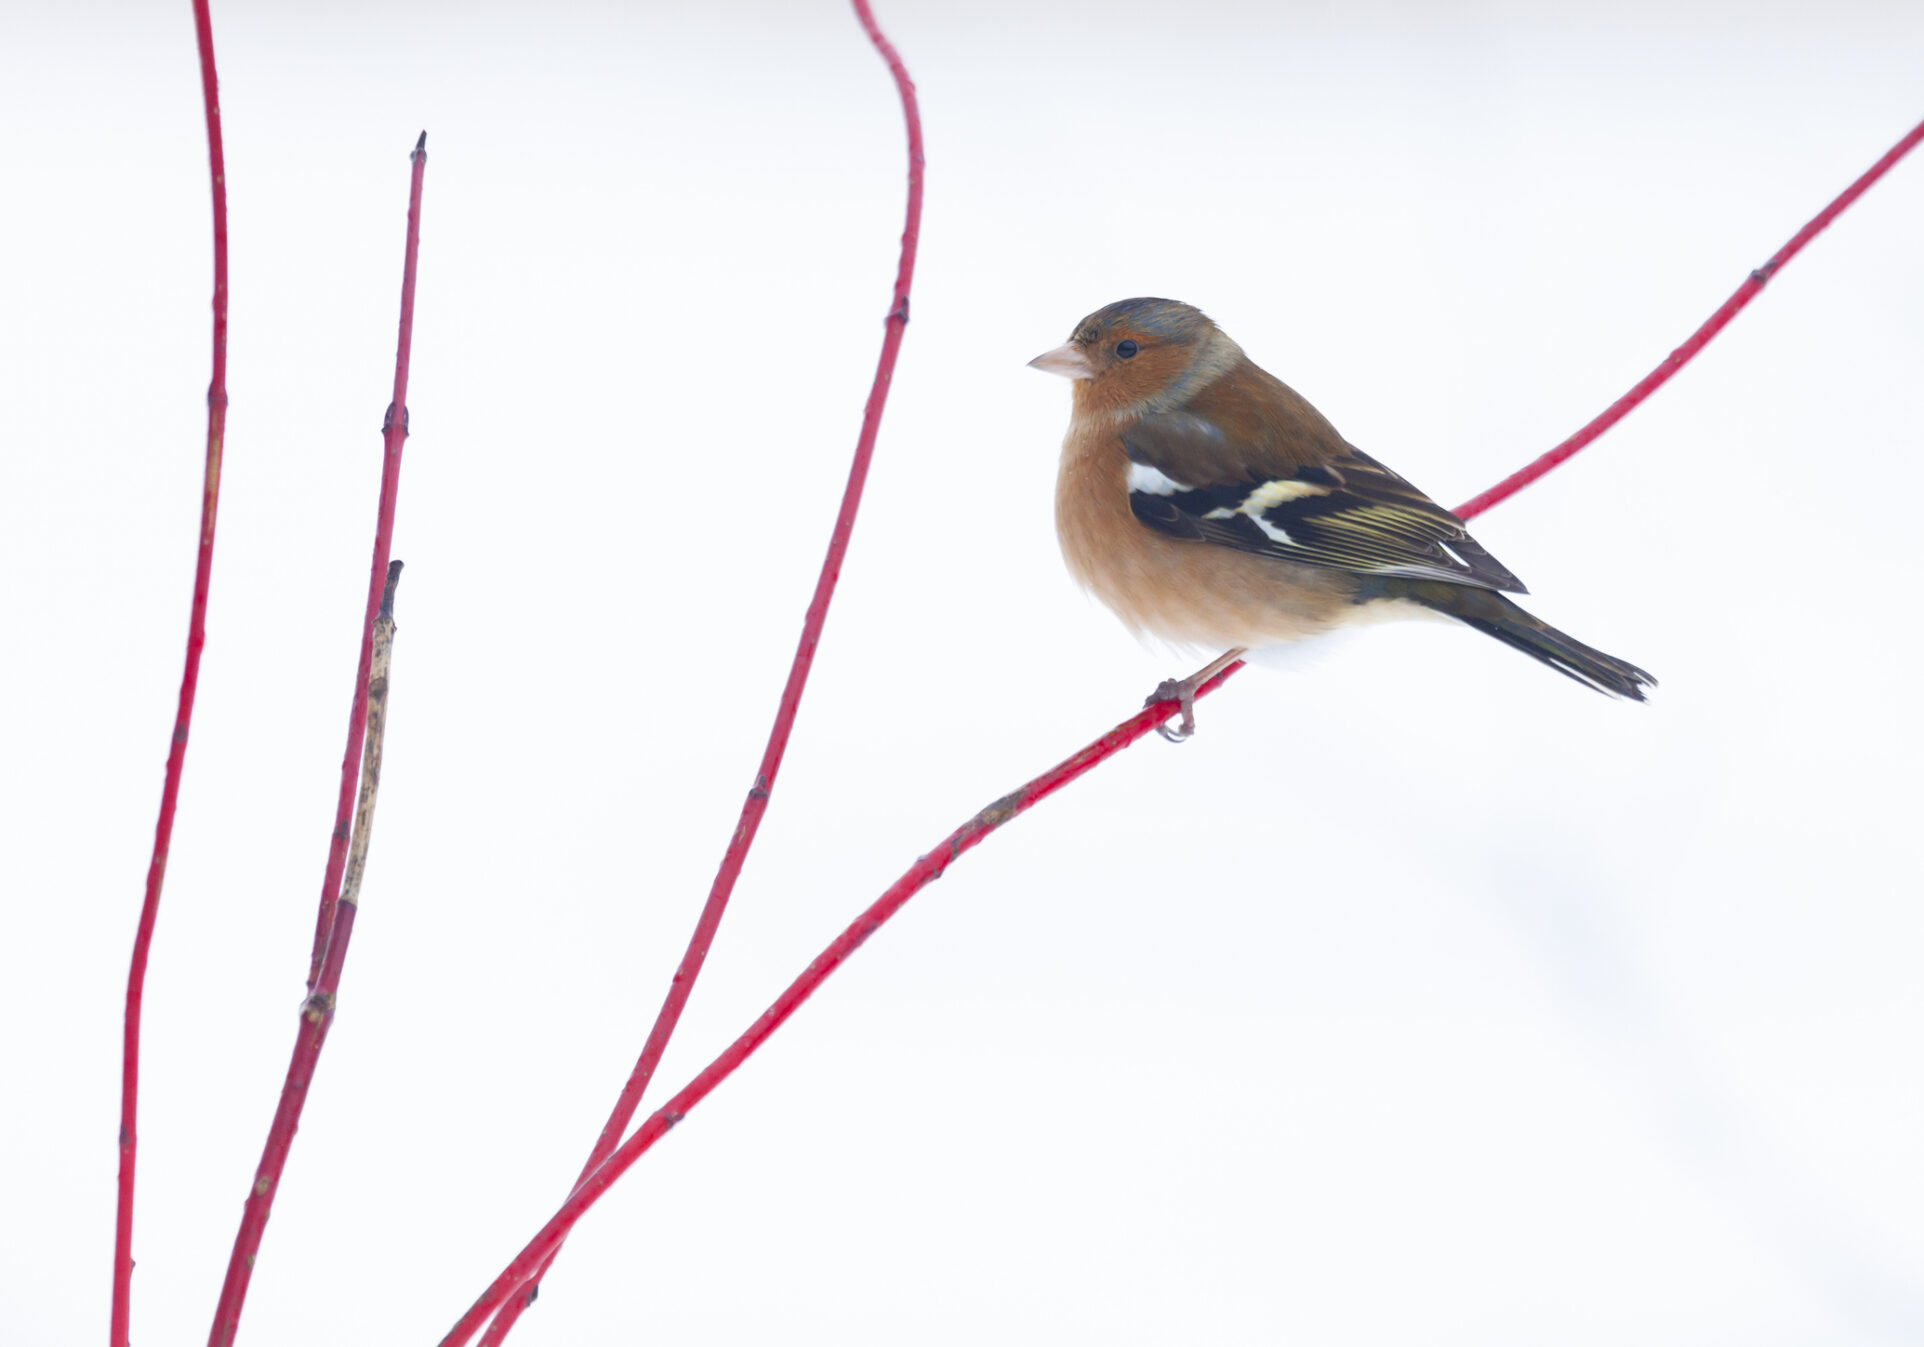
[
  {"left": 413, "top": 131, "right": 427, "bottom": 156},
  {"left": 380, "top": 560, "right": 405, "bottom": 619}
]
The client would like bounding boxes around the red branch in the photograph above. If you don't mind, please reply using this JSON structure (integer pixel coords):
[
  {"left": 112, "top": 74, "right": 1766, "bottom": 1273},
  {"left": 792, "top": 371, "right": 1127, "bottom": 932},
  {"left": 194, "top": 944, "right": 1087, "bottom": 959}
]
[
  {"left": 1455, "top": 114, "right": 1924, "bottom": 521},
  {"left": 440, "top": 112, "right": 1924, "bottom": 1347},
  {"left": 301, "top": 135, "right": 435, "bottom": 984},
  {"left": 111, "top": 3, "right": 228, "bottom": 1342},
  {"left": 468, "top": 3, "right": 925, "bottom": 1341},
  {"left": 438, "top": 668, "right": 1232, "bottom": 1347},
  {"left": 204, "top": 135, "right": 428, "bottom": 1347}
]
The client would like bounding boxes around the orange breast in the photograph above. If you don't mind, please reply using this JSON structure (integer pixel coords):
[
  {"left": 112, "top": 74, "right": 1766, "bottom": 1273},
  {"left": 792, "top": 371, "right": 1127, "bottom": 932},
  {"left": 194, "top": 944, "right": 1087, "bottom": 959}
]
[{"left": 1055, "top": 419, "right": 1368, "bottom": 651}]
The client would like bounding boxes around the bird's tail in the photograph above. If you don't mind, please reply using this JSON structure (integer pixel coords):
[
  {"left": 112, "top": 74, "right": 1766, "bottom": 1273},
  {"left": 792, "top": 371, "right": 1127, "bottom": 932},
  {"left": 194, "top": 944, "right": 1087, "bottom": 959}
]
[{"left": 1376, "top": 579, "right": 1656, "bottom": 701}]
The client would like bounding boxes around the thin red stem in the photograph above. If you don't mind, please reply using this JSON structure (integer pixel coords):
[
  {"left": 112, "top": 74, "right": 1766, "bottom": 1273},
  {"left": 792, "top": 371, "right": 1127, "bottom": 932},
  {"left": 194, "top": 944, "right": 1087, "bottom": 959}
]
[
  {"left": 436, "top": 667, "right": 1233, "bottom": 1347},
  {"left": 302, "top": 131, "right": 431, "bottom": 987},
  {"left": 1454, "top": 114, "right": 1924, "bottom": 521},
  {"left": 204, "top": 137, "right": 427, "bottom": 1347},
  {"left": 470, "top": 4, "right": 924, "bottom": 1340},
  {"left": 443, "top": 112, "right": 1923, "bottom": 1345},
  {"left": 111, "top": 4, "right": 228, "bottom": 1343}
]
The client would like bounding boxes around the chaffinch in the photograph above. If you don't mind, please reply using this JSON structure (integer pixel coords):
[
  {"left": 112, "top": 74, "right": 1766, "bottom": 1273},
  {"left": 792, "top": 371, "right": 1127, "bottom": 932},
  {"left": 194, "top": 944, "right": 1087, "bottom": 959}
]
[{"left": 1031, "top": 297, "right": 1653, "bottom": 738}]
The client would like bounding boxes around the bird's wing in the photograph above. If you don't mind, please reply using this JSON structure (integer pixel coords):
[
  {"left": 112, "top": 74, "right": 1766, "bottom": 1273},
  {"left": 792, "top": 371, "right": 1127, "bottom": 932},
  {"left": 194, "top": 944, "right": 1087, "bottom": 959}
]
[{"left": 1120, "top": 402, "right": 1526, "bottom": 594}]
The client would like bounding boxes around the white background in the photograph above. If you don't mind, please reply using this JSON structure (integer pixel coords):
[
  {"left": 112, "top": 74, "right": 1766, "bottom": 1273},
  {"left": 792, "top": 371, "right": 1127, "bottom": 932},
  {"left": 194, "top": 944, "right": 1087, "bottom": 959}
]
[{"left": 3, "top": 1, "right": 1921, "bottom": 1343}]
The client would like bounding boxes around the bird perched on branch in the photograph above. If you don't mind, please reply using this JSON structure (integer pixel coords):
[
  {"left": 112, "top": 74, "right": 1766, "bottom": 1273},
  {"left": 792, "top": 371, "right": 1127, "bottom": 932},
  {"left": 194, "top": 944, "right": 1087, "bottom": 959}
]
[{"left": 1031, "top": 297, "right": 1653, "bottom": 739}]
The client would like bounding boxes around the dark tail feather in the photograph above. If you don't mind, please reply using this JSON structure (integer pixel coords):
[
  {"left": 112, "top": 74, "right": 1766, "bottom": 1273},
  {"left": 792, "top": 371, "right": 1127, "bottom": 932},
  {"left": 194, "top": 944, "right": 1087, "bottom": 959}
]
[{"left": 1378, "top": 580, "right": 1656, "bottom": 701}]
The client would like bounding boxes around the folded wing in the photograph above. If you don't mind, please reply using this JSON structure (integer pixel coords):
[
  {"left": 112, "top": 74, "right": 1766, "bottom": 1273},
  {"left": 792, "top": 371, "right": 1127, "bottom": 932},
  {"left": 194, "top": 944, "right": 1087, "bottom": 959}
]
[{"left": 1121, "top": 405, "right": 1526, "bottom": 594}]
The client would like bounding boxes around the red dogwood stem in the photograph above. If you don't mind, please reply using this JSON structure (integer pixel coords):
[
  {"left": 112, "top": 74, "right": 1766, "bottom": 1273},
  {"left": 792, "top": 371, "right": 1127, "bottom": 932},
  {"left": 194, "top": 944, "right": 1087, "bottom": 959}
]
[
  {"left": 301, "top": 127, "right": 436, "bottom": 988},
  {"left": 1455, "top": 114, "right": 1924, "bottom": 521},
  {"left": 204, "top": 137, "right": 427, "bottom": 1347},
  {"left": 436, "top": 670, "right": 1234, "bottom": 1347},
  {"left": 470, "top": 3, "right": 925, "bottom": 1341},
  {"left": 111, "top": 3, "right": 228, "bottom": 1343},
  {"left": 443, "top": 111, "right": 1923, "bottom": 1346}
]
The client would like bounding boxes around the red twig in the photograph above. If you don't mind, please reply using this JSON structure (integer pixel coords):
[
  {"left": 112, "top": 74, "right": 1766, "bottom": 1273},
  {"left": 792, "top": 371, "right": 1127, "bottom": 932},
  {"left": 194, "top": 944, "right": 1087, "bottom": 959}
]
[
  {"left": 436, "top": 671, "right": 1232, "bottom": 1347},
  {"left": 204, "top": 136, "right": 427, "bottom": 1347},
  {"left": 1454, "top": 114, "right": 1924, "bottom": 521},
  {"left": 468, "top": 3, "right": 924, "bottom": 1340},
  {"left": 111, "top": 3, "right": 228, "bottom": 1342},
  {"left": 442, "top": 113, "right": 1922, "bottom": 1345},
  {"left": 301, "top": 133, "right": 433, "bottom": 987}
]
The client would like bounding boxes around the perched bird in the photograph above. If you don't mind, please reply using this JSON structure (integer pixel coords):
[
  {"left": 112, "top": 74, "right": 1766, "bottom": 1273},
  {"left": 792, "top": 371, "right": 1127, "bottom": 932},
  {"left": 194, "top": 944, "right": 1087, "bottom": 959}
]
[{"left": 1030, "top": 297, "right": 1653, "bottom": 739}]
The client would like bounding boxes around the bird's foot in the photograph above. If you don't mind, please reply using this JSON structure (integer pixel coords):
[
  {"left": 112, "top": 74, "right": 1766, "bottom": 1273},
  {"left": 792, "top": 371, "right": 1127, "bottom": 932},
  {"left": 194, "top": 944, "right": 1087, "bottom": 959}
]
[
  {"left": 1147, "top": 677, "right": 1199, "bottom": 743},
  {"left": 1144, "top": 648, "right": 1247, "bottom": 743}
]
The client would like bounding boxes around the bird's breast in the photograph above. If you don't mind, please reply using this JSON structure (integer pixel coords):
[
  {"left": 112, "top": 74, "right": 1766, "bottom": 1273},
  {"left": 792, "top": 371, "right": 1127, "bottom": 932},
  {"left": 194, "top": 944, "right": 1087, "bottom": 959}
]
[{"left": 1054, "top": 415, "right": 1371, "bottom": 651}]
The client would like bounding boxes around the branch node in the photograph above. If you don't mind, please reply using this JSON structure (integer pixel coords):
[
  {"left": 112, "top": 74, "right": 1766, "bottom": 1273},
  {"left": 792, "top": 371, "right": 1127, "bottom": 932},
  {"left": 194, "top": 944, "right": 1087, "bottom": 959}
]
[{"left": 973, "top": 789, "right": 1022, "bottom": 831}]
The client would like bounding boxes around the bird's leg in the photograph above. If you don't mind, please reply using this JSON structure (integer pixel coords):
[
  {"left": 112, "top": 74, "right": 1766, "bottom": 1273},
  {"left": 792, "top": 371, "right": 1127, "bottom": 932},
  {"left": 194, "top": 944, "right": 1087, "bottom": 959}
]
[{"left": 1148, "top": 648, "right": 1247, "bottom": 742}]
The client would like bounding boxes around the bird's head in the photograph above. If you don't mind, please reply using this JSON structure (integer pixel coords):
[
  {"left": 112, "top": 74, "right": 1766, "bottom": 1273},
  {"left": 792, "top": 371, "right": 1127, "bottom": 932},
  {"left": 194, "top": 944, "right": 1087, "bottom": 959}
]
[{"left": 1028, "top": 297, "right": 1232, "bottom": 416}]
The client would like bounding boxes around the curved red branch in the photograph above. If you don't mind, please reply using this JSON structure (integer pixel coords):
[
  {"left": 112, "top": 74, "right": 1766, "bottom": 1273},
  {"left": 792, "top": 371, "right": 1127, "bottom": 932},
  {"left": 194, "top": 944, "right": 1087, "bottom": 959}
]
[
  {"left": 112, "top": 4, "right": 228, "bottom": 1342},
  {"left": 438, "top": 669, "right": 1231, "bottom": 1347},
  {"left": 467, "top": 3, "right": 925, "bottom": 1342},
  {"left": 1454, "top": 114, "right": 1924, "bottom": 521},
  {"left": 441, "top": 111, "right": 1923, "bottom": 1346},
  {"left": 204, "top": 137, "right": 428, "bottom": 1347}
]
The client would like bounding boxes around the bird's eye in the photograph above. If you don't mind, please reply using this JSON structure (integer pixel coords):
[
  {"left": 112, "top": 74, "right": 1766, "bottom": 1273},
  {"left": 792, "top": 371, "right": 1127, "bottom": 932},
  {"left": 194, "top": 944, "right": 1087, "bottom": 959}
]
[{"left": 1115, "top": 340, "right": 1140, "bottom": 359}]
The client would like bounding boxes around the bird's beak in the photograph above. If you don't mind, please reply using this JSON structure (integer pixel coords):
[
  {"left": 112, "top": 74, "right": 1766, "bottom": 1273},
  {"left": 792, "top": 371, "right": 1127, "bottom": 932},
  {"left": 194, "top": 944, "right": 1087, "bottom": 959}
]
[{"left": 1027, "top": 343, "right": 1094, "bottom": 380}]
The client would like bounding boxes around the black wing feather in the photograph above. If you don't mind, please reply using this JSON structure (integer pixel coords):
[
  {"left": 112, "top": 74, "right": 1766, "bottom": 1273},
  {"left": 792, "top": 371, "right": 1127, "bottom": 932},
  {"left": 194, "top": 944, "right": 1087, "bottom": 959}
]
[{"left": 1121, "top": 414, "right": 1526, "bottom": 593}]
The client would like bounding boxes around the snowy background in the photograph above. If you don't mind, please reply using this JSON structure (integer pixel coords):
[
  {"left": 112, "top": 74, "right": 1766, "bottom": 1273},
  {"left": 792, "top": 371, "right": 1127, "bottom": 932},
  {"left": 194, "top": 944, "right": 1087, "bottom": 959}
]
[{"left": 3, "top": 1, "right": 1922, "bottom": 1343}]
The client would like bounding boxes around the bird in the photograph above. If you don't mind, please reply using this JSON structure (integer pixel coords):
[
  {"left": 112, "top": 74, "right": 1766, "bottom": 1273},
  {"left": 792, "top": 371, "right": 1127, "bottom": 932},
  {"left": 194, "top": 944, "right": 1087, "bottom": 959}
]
[{"left": 1030, "top": 297, "right": 1653, "bottom": 739}]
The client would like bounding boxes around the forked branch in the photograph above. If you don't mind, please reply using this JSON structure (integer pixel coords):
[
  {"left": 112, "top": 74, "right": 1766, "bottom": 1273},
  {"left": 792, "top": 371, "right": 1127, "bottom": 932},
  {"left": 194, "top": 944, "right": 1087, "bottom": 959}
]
[
  {"left": 205, "top": 126, "right": 428, "bottom": 1346},
  {"left": 471, "top": 2, "right": 925, "bottom": 1340},
  {"left": 441, "top": 110, "right": 1924, "bottom": 1347}
]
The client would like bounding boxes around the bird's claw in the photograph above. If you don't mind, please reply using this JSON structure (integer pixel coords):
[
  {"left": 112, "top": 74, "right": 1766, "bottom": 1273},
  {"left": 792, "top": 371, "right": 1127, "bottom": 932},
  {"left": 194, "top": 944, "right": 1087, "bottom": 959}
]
[{"left": 1147, "top": 678, "right": 1197, "bottom": 743}]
